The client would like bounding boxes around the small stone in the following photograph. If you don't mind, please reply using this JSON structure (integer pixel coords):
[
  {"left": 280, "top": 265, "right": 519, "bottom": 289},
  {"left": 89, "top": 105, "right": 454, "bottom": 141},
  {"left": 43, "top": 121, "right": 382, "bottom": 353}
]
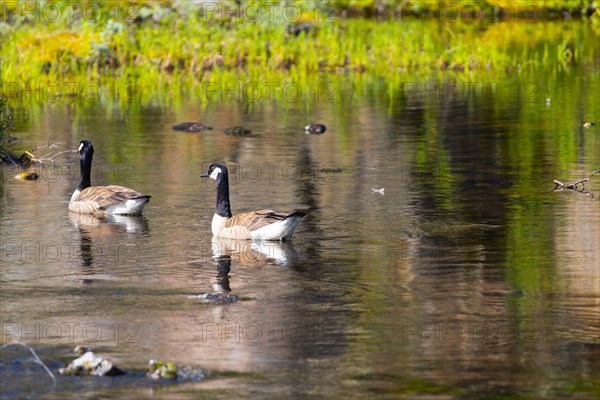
[
  {"left": 305, "top": 124, "right": 326, "bottom": 134},
  {"left": 172, "top": 122, "right": 213, "bottom": 132},
  {"left": 224, "top": 126, "right": 252, "bottom": 136}
]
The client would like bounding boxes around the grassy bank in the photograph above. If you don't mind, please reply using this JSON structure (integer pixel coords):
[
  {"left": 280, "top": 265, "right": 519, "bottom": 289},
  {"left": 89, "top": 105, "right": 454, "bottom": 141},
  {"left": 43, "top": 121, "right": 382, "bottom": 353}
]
[{"left": 1, "top": 1, "right": 599, "bottom": 102}]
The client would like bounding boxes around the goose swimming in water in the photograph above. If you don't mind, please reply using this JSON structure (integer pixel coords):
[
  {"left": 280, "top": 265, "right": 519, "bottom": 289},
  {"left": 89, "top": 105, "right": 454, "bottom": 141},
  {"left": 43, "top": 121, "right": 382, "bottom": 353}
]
[
  {"left": 69, "top": 140, "right": 150, "bottom": 216},
  {"left": 201, "top": 163, "right": 305, "bottom": 240}
]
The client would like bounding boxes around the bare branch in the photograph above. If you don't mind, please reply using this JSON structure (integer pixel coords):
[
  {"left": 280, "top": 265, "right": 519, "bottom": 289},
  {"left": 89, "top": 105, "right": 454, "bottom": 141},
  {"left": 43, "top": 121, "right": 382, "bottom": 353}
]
[
  {"left": 553, "top": 170, "right": 599, "bottom": 199},
  {"left": 31, "top": 149, "right": 78, "bottom": 165}
]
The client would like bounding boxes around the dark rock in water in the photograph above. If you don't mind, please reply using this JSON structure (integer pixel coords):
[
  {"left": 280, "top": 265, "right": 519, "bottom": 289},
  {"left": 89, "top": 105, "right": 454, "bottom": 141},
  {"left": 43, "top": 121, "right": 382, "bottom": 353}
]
[
  {"left": 197, "top": 292, "right": 239, "bottom": 303},
  {"left": 288, "top": 23, "right": 314, "bottom": 36},
  {"left": 305, "top": 124, "right": 326, "bottom": 134},
  {"left": 172, "top": 122, "right": 213, "bottom": 132},
  {"left": 15, "top": 172, "right": 39, "bottom": 181},
  {"left": 320, "top": 167, "right": 342, "bottom": 173},
  {"left": 224, "top": 126, "right": 252, "bottom": 136}
]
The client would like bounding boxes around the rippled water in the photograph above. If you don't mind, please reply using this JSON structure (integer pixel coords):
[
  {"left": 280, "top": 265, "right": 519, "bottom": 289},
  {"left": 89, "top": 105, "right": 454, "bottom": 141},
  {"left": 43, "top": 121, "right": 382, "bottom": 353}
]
[{"left": 1, "top": 71, "right": 599, "bottom": 399}]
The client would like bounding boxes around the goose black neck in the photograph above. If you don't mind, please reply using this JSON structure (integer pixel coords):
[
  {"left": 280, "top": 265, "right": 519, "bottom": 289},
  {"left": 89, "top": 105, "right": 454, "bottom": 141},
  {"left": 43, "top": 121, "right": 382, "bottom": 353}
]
[
  {"left": 215, "top": 171, "right": 232, "bottom": 218},
  {"left": 78, "top": 149, "right": 93, "bottom": 191}
]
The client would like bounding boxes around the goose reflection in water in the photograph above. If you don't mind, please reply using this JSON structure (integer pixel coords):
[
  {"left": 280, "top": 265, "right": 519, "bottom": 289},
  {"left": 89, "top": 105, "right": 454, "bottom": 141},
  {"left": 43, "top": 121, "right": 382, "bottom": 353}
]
[
  {"left": 69, "top": 213, "right": 150, "bottom": 235},
  {"left": 197, "top": 254, "right": 239, "bottom": 303},
  {"left": 210, "top": 236, "right": 299, "bottom": 268},
  {"left": 196, "top": 237, "right": 300, "bottom": 303},
  {"left": 68, "top": 212, "right": 149, "bottom": 280}
]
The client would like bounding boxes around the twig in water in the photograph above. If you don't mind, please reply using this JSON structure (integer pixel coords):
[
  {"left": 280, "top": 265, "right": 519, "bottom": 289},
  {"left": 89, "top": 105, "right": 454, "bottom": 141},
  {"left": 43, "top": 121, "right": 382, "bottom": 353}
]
[
  {"left": 0, "top": 340, "right": 57, "bottom": 386},
  {"left": 554, "top": 170, "right": 600, "bottom": 190},
  {"left": 554, "top": 170, "right": 600, "bottom": 198},
  {"left": 31, "top": 149, "right": 78, "bottom": 165},
  {"left": 31, "top": 142, "right": 63, "bottom": 151}
]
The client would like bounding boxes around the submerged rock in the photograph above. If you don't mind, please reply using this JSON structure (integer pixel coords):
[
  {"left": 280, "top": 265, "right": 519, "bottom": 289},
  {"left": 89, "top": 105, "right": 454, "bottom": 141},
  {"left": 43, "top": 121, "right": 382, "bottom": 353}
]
[
  {"left": 59, "top": 347, "right": 124, "bottom": 376},
  {"left": 305, "top": 124, "right": 326, "bottom": 134},
  {"left": 224, "top": 126, "right": 252, "bottom": 136},
  {"left": 148, "top": 360, "right": 177, "bottom": 380},
  {"left": 197, "top": 292, "right": 239, "bottom": 303},
  {"left": 148, "top": 360, "right": 205, "bottom": 381},
  {"left": 172, "top": 122, "right": 213, "bottom": 132}
]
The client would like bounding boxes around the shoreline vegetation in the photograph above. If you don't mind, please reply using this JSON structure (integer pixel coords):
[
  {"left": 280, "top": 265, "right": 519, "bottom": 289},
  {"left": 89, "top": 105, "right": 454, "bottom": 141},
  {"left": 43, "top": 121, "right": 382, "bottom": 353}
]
[
  {"left": 3, "top": 2, "right": 599, "bottom": 74},
  {"left": 1, "top": 1, "right": 599, "bottom": 107}
]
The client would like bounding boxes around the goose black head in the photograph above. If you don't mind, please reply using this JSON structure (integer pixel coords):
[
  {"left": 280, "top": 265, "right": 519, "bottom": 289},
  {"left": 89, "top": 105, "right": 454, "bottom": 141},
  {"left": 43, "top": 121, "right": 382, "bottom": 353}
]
[
  {"left": 201, "top": 163, "right": 228, "bottom": 181},
  {"left": 79, "top": 140, "right": 94, "bottom": 158}
]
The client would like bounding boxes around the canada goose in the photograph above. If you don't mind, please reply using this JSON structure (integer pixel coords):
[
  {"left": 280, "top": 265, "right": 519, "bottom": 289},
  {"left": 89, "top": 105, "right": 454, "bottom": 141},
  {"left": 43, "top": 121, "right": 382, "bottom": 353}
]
[
  {"left": 201, "top": 163, "right": 305, "bottom": 240},
  {"left": 69, "top": 140, "right": 150, "bottom": 216},
  {"left": 583, "top": 122, "right": 596, "bottom": 128},
  {"left": 172, "top": 122, "right": 213, "bottom": 132},
  {"left": 305, "top": 124, "right": 326, "bottom": 134}
]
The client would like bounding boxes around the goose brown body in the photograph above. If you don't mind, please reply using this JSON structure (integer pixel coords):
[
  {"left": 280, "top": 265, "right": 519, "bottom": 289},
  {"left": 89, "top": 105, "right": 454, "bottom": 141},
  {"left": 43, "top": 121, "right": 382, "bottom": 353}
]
[
  {"left": 226, "top": 209, "right": 288, "bottom": 230},
  {"left": 69, "top": 185, "right": 150, "bottom": 216}
]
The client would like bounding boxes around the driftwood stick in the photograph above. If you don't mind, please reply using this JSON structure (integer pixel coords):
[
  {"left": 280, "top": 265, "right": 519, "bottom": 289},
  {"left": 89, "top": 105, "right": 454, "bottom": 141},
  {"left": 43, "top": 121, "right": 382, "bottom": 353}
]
[
  {"left": 554, "top": 170, "right": 599, "bottom": 199},
  {"left": 564, "top": 170, "right": 600, "bottom": 189},
  {"left": 554, "top": 170, "right": 600, "bottom": 190}
]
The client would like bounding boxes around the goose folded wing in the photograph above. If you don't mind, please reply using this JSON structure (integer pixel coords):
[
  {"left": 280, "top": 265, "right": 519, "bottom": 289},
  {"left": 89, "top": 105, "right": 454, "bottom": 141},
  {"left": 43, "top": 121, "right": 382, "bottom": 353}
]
[
  {"left": 76, "top": 185, "right": 148, "bottom": 209},
  {"left": 225, "top": 210, "right": 287, "bottom": 232}
]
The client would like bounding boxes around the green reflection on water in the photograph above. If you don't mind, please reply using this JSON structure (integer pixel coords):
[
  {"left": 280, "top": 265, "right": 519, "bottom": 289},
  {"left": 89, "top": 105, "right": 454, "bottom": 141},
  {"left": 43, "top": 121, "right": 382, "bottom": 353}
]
[{"left": 2, "top": 14, "right": 599, "bottom": 400}]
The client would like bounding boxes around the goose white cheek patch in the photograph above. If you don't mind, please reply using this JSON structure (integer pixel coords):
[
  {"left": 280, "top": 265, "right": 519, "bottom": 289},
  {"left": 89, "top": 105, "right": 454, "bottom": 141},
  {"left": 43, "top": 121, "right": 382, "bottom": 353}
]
[
  {"left": 78, "top": 143, "right": 83, "bottom": 152},
  {"left": 209, "top": 167, "right": 222, "bottom": 180}
]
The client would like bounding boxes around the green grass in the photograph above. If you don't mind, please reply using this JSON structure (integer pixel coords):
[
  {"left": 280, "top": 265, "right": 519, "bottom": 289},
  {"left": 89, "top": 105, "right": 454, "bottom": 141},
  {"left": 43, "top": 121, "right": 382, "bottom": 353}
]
[{"left": 1, "top": 1, "right": 599, "bottom": 104}]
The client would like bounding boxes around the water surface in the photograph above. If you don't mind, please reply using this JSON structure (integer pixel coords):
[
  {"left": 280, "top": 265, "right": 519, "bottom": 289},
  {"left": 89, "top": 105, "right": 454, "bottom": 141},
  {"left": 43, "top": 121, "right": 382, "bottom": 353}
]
[{"left": 1, "top": 51, "right": 599, "bottom": 399}]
